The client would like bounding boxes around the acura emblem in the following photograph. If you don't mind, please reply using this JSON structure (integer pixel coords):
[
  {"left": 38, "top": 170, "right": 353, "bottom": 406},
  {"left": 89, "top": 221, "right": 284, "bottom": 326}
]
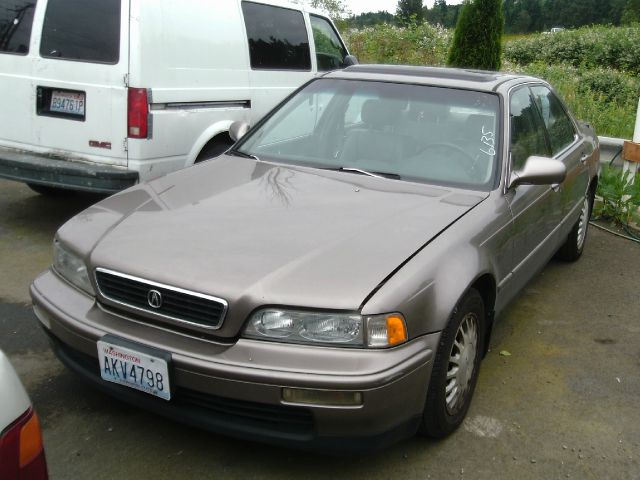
[{"left": 147, "top": 289, "right": 163, "bottom": 309}]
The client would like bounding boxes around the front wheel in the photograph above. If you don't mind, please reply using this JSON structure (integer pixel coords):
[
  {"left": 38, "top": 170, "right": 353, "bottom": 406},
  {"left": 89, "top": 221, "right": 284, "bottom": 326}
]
[{"left": 420, "top": 289, "right": 485, "bottom": 438}]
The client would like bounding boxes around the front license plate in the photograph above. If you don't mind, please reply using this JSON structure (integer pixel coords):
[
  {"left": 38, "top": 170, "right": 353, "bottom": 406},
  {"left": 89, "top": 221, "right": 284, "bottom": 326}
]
[
  {"left": 50, "top": 90, "right": 85, "bottom": 116},
  {"left": 97, "top": 339, "right": 171, "bottom": 401}
]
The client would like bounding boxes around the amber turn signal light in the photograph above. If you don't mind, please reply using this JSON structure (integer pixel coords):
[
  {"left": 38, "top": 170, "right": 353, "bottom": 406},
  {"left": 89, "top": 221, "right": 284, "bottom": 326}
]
[{"left": 386, "top": 315, "right": 408, "bottom": 346}]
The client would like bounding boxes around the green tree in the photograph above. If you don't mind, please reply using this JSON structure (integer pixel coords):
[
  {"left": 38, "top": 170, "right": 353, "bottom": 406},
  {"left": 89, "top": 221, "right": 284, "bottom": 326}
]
[
  {"left": 622, "top": 0, "right": 640, "bottom": 23},
  {"left": 309, "top": 0, "right": 349, "bottom": 20},
  {"left": 347, "top": 11, "right": 395, "bottom": 29},
  {"left": 397, "top": 0, "right": 424, "bottom": 25},
  {"left": 447, "top": 0, "right": 504, "bottom": 70},
  {"left": 425, "top": 0, "right": 461, "bottom": 28},
  {"left": 429, "top": 0, "right": 448, "bottom": 25}
]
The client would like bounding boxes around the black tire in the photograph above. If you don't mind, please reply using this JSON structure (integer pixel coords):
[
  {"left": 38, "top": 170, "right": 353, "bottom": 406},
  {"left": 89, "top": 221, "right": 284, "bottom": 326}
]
[
  {"left": 420, "top": 288, "right": 485, "bottom": 438},
  {"left": 556, "top": 188, "right": 594, "bottom": 262},
  {"left": 27, "top": 183, "right": 76, "bottom": 197},
  {"left": 195, "top": 135, "right": 233, "bottom": 163}
]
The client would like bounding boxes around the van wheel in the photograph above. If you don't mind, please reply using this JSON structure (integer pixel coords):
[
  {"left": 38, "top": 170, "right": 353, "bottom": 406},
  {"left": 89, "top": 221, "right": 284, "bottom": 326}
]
[
  {"left": 420, "top": 288, "right": 485, "bottom": 438},
  {"left": 27, "top": 183, "right": 75, "bottom": 197},
  {"left": 195, "top": 134, "right": 233, "bottom": 163}
]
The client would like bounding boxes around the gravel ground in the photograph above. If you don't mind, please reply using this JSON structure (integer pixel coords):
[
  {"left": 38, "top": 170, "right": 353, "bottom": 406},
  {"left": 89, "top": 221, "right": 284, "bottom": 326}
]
[{"left": 1, "top": 178, "right": 638, "bottom": 480}]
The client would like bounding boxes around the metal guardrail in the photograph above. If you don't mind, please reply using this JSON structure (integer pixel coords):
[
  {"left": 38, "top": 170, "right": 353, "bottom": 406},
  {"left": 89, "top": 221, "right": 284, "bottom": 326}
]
[{"left": 598, "top": 136, "right": 625, "bottom": 166}]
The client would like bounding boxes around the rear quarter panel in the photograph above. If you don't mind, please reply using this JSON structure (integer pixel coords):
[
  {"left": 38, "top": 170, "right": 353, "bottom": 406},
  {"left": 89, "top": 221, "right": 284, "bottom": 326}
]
[{"left": 128, "top": 0, "right": 253, "bottom": 176}]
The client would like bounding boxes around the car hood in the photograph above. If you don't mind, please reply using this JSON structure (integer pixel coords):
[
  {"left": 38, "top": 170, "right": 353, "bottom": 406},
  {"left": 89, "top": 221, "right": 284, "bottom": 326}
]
[{"left": 65, "top": 157, "right": 487, "bottom": 337}]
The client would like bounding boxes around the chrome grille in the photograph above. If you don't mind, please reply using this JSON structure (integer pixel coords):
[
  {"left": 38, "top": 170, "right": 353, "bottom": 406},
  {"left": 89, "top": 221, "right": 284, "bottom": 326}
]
[{"left": 95, "top": 268, "right": 227, "bottom": 330}]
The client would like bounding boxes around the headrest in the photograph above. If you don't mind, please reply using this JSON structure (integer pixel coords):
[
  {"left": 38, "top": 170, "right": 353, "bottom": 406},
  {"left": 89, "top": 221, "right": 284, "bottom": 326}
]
[{"left": 361, "top": 99, "right": 402, "bottom": 129}]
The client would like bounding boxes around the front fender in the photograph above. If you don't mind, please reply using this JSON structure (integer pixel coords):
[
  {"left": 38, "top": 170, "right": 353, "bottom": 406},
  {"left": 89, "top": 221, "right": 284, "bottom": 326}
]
[{"left": 361, "top": 193, "right": 511, "bottom": 337}]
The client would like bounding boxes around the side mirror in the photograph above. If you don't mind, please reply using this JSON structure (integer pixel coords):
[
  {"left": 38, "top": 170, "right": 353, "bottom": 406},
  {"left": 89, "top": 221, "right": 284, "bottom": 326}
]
[
  {"left": 342, "top": 55, "right": 358, "bottom": 68},
  {"left": 509, "top": 156, "right": 566, "bottom": 189},
  {"left": 229, "top": 121, "right": 250, "bottom": 142}
]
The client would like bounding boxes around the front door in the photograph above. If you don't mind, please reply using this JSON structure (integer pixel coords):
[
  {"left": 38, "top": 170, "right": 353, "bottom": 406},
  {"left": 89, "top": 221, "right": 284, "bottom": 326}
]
[{"left": 503, "top": 85, "right": 564, "bottom": 300}]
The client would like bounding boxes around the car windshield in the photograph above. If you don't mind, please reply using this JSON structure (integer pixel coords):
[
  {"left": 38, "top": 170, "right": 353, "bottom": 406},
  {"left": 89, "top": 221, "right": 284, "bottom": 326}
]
[{"left": 235, "top": 79, "right": 501, "bottom": 190}]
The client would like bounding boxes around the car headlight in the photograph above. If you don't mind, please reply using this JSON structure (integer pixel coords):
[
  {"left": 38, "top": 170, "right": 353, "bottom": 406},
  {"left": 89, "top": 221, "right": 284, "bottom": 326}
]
[
  {"left": 243, "top": 309, "right": 407, "bottom": 348},
  {"left": 52, "top": 240, "right": 94, "bottom": 295}
]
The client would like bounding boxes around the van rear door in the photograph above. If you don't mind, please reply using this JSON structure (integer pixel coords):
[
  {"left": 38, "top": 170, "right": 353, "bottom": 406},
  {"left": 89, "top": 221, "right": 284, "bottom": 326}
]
[
  {"left": 31, "top": 0, "right": 129, "bottom": 166},
  {"left": 0, "top": 0, "right": 38, "bottom": 151}
]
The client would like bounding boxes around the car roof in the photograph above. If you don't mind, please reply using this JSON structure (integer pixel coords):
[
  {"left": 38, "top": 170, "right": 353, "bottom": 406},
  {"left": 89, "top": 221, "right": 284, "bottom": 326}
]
[{"left": 325, "top": 64, "right": 540, "bottom": 93}]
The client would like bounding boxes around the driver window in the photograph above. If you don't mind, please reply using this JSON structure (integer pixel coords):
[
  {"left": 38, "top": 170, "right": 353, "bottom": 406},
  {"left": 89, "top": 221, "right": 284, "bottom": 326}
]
[
  {"left": 509, "top": 87, "right": 549, "bottom": 170},
  {"left": 310, "top": 15, "right": 347, "bottom": 71}
]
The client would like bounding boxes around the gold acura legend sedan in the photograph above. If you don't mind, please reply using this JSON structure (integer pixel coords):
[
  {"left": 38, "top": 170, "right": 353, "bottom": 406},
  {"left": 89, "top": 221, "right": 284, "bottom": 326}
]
[{"left": 31, "top": 65, "right": 599, "bottom": 452}]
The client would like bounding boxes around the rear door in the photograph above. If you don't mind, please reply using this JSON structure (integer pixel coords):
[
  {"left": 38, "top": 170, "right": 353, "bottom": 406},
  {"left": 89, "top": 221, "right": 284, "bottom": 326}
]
[{"left": 31, "top": 0, "right": 129, "bottom": 166}]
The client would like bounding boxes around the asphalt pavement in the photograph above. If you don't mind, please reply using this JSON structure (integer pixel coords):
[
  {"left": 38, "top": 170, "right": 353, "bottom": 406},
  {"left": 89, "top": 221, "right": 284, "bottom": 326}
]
[{"left": 1, "top": 178, "right": 638, "bottom": 479}]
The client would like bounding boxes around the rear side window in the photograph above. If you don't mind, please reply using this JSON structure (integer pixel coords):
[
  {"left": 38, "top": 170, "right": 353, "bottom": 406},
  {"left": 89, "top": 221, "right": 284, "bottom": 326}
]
[
  {"left": 40, "top": 0, "right": 120, "bottom": 63},
  {"left": 0, "top": 0, "right": 36, "bottom": 54},
  {"left": 241, "top": 1, "right": 310, "bottom": 71},
  {"left": 310, "top": 15, "right": 346, "bottom": 71},
  {"left": 530, "top": 86, "right": 576, "bottom": 155}
]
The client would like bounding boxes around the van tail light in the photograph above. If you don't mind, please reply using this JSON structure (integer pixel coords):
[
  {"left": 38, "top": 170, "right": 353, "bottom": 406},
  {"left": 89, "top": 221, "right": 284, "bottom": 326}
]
[
  {"left": 0, "top": 407, "right": 48, "bottom": 480},
  {"left": 127, "top": 87, "right": 149, "bottom": 138}
]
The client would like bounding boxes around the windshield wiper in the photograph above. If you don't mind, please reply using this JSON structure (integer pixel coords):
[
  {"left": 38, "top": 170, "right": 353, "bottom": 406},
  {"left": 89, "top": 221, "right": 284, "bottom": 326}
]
[
  {"left": 326, "top": 166, "right": 401, "bottom": 180},
  {"left": 227, "top": 149, "right": 259, "bottom": 161}
]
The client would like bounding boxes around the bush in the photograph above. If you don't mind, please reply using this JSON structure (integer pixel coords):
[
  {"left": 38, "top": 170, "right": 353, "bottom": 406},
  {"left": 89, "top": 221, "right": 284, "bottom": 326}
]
[
  {"left": 343, "top": 23, "right": 451, "bottom": 65},
  {"left": 505, "top": 25, "right": 640, "bottom": 74},
  {"left": 593, "top": 166, "right": 640, "bottom": 227},
  {"left": 342, "top": 22, "right": 638, "bottom": 139},
  {"left": 447, "top": 0, "right": 504, "bottom": 70},
  {"left": 577, "top": 69, "right": 640, "bottom": 105},
  {"left": 506, "top": 61, "right": 640, "bottom": 138}
]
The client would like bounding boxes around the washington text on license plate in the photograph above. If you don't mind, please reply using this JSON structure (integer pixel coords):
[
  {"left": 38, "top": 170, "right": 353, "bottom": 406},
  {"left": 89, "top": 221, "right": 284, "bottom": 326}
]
[{"left": 97, "top": 340, "right": 171, "bottom": 400}]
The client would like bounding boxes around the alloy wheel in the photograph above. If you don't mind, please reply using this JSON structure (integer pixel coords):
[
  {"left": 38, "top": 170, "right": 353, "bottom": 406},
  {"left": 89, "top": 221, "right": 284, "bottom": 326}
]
[
  {"left": 576, "top": 195, "right": 590, "bottom": 251},
  {"left": 445, "top": 313, "right": 478, "bottom": 415}
]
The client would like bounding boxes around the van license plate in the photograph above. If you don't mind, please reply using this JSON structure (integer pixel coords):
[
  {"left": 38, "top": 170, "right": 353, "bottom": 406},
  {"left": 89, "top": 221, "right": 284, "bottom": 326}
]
[
  {"left": 97, "top": 339, "right": 171, "bottom": 401},
  {"left": 50, "top": 90, "right": 85, "bottom": 116}
]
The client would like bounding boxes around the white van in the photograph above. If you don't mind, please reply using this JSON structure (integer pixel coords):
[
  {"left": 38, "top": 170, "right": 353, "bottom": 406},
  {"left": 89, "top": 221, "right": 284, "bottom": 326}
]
[{"left": 0, "top": 0, "right": 354, "bottom": 194}]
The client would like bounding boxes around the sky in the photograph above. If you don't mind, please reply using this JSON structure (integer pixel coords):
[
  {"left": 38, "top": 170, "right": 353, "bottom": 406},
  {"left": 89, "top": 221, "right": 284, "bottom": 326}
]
[{"left": 346, "top": 0, "right": 463, "bottom": 15}]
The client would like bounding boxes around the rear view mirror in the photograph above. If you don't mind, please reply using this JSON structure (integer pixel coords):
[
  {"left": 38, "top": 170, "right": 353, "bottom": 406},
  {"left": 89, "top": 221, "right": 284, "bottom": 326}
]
[
  {"left": 342, "top": 55, "right": 358, "bottom": 68},
  {"left": 509, "top": 156, "right": 566, "bottom": 189},
  {"left": 229, "top": 121, "right": 250, "bottom": 142}
]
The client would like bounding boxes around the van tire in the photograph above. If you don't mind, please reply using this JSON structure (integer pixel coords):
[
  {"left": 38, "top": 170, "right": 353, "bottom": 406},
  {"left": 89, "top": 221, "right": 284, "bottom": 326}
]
[
  {"left": 195, "top": 134, "right": 233, "bottom": 163},
  {"left": 27, "top": 183, "right": 75, "bottom": 197}
]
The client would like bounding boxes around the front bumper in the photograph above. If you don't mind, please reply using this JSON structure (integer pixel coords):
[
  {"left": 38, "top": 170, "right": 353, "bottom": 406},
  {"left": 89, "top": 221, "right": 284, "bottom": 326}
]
[
  {"left": 0, "top": 147, "right": 138, "bottom": 193},
  {"left": 31, "top": 270, "right": 438, "bottom": 452}
]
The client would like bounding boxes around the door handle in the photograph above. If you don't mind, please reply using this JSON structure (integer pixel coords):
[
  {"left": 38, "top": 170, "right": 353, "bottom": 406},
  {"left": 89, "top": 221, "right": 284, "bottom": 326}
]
[
  {"left": 580, "top": 153, "right": 589, "bottom": 164},
  {"left": 551, "top": 183, "right": 561, "bottom": 192}
]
